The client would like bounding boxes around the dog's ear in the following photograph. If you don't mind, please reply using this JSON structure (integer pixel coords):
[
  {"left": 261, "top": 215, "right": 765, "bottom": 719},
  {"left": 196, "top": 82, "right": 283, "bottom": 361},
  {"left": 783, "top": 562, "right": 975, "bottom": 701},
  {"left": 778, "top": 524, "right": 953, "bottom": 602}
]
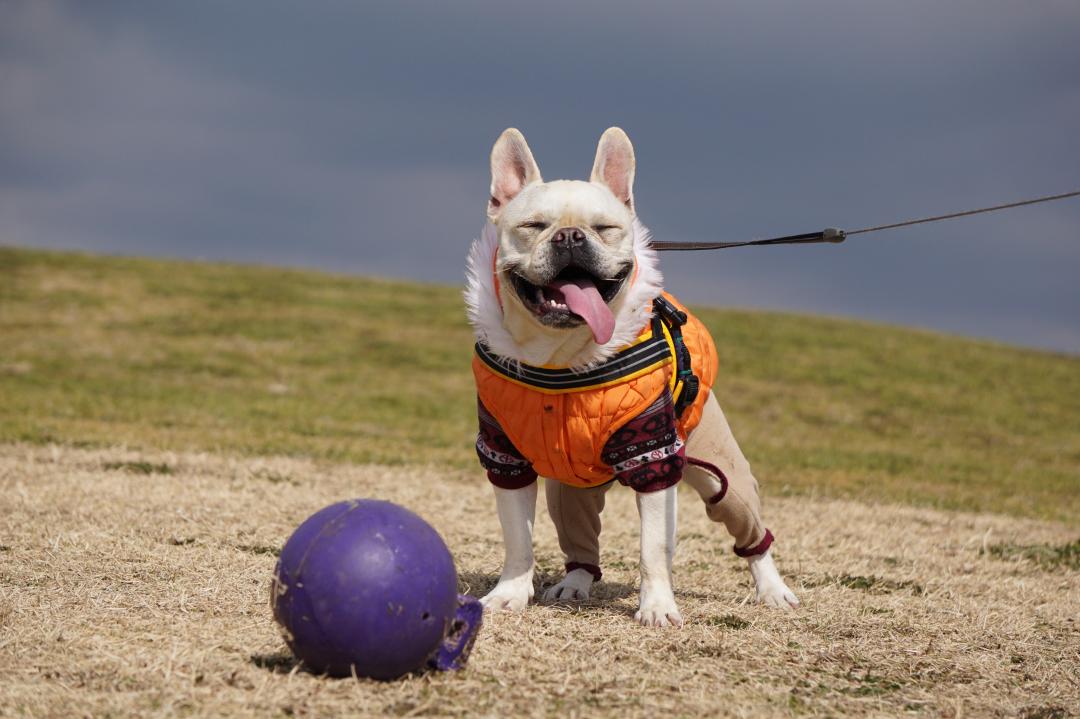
[
  {"left": 488, "top": 128, "right": 542, "bottom": 222},
  {"left": 590, "top": 127, "right": 636, "bottom": 211}
]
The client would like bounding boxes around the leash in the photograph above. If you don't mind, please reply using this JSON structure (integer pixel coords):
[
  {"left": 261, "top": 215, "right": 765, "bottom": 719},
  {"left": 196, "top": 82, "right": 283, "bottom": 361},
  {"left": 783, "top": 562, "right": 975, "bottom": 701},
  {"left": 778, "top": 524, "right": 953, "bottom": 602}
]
[{"left": 649, "top": 189, "right": 1080, "bottom": 251}]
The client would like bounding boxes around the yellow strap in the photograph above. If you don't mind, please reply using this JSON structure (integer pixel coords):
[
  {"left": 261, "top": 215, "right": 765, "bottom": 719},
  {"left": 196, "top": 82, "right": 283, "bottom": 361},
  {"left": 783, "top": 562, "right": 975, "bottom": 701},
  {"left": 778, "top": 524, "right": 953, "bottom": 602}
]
[{"left": 657, "top": 319, "right": 684, "bottom": 403}]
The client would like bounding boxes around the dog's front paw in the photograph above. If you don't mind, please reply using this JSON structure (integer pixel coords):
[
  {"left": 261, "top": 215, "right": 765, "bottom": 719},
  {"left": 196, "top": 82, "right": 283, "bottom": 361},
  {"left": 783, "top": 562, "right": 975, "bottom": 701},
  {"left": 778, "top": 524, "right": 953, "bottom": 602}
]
[
  {"left": 480, "top": 577, "right": 534, "bottom": 612},
  {"left": 635, "top": 586, "right": 683, "bottom": 628},
  {"left": 542, "top": 567, "right": 595, "bottom": 602}
]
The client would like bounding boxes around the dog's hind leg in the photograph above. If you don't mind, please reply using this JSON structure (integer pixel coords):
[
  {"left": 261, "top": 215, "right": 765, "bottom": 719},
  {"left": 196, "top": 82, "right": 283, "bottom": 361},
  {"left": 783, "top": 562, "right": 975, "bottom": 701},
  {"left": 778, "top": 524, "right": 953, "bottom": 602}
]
[
  {"left": 683, "top": 392, "right": 799, "bottom": 610},
  {"left": 481, "top": 482, "right": 537, "bottom": 612},
  {"left": 543, "top": 480, "right": 609, "bottom": 601}
]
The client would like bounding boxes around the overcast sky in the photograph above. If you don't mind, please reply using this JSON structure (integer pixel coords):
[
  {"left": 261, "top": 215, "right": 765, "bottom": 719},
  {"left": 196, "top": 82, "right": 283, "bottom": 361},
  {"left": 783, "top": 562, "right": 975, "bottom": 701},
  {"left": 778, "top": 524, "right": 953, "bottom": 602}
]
[{"left": 2, "top": 1, "right": 1078, "bottom": 353}]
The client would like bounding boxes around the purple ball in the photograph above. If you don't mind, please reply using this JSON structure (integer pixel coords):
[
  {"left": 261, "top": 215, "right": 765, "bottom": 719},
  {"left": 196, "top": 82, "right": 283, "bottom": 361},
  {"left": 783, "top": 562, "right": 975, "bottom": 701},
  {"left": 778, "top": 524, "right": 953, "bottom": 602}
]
[{"left": 271, "top": 499, "right": 460, "bottom": 679}]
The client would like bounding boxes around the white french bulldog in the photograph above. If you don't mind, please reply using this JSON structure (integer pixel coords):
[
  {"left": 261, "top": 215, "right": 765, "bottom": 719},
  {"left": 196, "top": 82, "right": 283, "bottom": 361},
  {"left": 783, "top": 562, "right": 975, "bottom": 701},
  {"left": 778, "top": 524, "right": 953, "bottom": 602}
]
[{"left": 465, "top": 127, "right": 798, "bottom": 626}]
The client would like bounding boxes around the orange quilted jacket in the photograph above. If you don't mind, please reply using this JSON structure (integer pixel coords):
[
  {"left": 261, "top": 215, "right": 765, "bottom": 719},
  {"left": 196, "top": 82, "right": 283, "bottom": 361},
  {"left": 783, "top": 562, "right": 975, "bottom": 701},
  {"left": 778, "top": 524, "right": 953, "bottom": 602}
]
[{"left": 472, "top": 293, "right": 717, "bottom": 487}]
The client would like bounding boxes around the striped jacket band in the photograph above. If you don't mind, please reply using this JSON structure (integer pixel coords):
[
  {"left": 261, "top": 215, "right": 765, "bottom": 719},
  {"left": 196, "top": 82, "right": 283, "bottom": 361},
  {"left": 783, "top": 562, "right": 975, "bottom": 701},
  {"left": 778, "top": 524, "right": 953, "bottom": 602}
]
[{"left": 475, "top": 320, "right": 672, "bottom": 392}]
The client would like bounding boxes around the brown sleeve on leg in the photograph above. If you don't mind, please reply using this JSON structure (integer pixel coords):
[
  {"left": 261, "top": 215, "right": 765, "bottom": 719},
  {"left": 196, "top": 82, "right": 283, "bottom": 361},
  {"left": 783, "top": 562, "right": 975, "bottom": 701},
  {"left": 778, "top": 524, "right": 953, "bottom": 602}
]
[
  {"left": 684, "top": 393, "right": 770, "bottom": 553},
  {"left": 545, "top": 479, "right": 611, "bottom": 578}
]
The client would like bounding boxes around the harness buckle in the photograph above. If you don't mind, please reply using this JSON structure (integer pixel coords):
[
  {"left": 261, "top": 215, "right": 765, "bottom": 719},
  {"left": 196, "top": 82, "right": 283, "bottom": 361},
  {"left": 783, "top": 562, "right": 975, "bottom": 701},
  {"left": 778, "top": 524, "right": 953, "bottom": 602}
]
[{"left": 653, "top": 295, "right": 687, "bottom": 327}]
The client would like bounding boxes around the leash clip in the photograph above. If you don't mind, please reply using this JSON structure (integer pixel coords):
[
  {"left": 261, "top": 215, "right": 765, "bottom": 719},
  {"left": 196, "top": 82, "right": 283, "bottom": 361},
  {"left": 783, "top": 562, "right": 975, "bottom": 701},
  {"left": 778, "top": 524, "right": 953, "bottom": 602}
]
[{"left": 822, "top": 228, "right": 846, "bottom": 243}]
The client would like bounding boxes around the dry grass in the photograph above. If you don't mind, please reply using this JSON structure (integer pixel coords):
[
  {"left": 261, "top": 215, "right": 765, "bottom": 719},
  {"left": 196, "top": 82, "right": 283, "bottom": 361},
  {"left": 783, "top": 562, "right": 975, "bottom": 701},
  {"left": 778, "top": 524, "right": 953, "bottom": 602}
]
[{"left": 1, "top": 445, "right": 1076, "bottom": 718}]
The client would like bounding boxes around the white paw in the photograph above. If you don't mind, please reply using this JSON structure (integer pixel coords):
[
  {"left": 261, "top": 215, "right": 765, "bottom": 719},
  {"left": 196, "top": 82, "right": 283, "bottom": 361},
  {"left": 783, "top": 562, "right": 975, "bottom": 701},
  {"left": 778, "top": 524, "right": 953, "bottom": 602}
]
[
  {"left": 635, "top": 587, "right": 683, "bottom": 628},
  {"left": 542, "top": 568, "right": 594, "bottom": 602},
  {"left": 756, "top": 580, "right": 800, "bottom": 610},
  {"left": 747, "top": 550, "right": 799, "bottom": 610},
  {"left": 480, "top": 577, "right": 534, "bottom": 612}
]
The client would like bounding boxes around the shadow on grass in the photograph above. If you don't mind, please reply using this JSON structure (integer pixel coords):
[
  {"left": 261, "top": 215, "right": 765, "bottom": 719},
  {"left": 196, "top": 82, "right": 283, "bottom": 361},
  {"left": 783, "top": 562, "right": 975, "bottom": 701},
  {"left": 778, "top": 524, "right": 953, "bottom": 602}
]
[
  {"left": 250, "top": 652, "right": 301, "bottom": 674},
  {"left": 456, "top": 570, "right": 500, "bottom": 598},
  {"left": 457, "top": 569, "right": 640, "bottom": 619},
  {"left": 250, "top": 651, "right": 440, "bottom": 681}
]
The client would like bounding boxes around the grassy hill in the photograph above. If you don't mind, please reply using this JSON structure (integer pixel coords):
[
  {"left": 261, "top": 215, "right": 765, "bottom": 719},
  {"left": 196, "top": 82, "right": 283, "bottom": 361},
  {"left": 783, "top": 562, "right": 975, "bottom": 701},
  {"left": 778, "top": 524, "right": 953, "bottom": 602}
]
[{"left": 1, "top": 246, "right": 1077, "bottom": 523}]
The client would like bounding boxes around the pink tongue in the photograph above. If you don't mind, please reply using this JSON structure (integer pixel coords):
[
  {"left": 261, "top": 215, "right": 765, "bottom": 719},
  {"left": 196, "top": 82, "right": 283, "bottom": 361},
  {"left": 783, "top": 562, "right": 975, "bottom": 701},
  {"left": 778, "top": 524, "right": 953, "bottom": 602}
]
[{"left": 550, "top": 278, "right": 615, "bottom": 344}]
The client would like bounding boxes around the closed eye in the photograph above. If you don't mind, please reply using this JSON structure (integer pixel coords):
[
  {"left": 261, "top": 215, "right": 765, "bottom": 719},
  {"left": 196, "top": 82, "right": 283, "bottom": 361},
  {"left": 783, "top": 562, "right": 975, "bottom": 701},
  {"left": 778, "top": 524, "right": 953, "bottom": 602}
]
[
  {"left": 518, "top": 220, "right": 549, "bottom": 231},
  {"left": 592, "top": 224, "right": 620, "bottom": 233}
]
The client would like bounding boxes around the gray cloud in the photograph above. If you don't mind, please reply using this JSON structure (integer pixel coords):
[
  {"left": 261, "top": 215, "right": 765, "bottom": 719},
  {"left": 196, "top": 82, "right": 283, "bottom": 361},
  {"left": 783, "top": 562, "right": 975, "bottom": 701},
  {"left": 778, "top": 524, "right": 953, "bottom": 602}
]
[{"left": 1, "top": 0, "right": 1078, "bottom": 352}]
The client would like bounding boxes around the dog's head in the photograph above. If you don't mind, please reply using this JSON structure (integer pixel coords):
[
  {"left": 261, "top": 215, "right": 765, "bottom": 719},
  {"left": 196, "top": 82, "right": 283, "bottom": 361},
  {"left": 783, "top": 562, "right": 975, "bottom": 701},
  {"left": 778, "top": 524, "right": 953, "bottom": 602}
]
[{"left": 467, "top": 128, "right": 662, "bottom": 368}]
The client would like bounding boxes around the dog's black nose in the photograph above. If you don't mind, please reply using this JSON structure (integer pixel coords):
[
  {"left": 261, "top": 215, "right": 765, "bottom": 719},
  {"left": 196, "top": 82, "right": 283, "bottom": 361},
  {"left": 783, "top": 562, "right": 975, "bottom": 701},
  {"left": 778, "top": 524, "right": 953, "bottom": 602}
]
[{"left": 552, "top": 227, "right": 586, "bottom": 247}]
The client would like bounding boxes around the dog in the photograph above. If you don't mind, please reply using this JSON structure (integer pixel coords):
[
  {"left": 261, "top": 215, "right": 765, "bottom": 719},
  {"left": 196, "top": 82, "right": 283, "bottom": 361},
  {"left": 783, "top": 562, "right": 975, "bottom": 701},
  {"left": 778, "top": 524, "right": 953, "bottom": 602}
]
[{"left": 465, "top": 128, "right": 798, "bottom": 627}]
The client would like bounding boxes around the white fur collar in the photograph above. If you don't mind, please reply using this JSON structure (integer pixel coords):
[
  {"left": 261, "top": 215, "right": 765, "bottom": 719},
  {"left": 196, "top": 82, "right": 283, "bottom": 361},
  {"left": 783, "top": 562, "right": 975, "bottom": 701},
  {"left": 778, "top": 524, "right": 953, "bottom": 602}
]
[{"left": 464, "top": 218, "right": 664, "bottom": 370}]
